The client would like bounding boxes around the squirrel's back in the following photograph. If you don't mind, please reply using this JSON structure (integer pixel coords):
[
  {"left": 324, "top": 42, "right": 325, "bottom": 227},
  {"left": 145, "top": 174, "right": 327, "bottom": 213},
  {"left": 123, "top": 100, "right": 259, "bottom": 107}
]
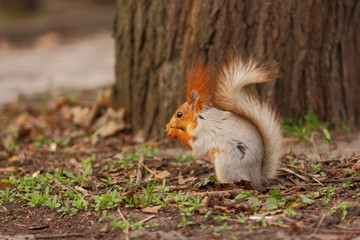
[{"left": 211, "top": 54, "right": 283, "bottom": 183}]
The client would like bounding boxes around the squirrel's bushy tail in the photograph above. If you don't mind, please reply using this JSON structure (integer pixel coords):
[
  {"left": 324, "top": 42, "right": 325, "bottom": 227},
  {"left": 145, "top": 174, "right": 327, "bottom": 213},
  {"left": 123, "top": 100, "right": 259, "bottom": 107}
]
[{"left": 212, "top": 54, "right": 283, "bottom": 182}]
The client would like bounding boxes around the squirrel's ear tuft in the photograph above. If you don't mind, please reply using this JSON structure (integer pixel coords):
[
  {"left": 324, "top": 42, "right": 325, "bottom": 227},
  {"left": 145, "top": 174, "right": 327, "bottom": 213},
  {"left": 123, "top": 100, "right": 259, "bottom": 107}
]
[
  {"left": 189, "top": 90, "right": 200, "bottom": 111},
  {"left": 187, "top": 59, "right": 211, "bottom": 111}
]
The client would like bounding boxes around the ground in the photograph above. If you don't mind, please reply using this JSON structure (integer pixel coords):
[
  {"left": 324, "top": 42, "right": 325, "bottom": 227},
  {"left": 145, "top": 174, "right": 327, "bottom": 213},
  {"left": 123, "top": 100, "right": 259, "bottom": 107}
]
[
  {"left": 0, "top": 91, "right": 359, "bottom": 240},
  {"left": 0, "top": 4, "right": 359, "bottom": 238}
]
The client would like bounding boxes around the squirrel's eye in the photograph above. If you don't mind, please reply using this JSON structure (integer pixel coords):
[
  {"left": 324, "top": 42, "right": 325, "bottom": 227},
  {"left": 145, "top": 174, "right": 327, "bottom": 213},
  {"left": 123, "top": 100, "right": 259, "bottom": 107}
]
[{"left": 176, "top": 111, "right": 183, "bottom": 118}]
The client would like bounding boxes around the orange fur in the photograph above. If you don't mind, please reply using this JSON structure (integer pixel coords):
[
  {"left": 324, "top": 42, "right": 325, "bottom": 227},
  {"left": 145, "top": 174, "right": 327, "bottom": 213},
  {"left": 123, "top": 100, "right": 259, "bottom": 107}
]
[
  {"left": 186, "top": 59, "right": 211, "bottom": 111},
  {"left": 167, "top": 128, "right": 193, "bottom": 150},
  {"left": 166, "top": 59, "right": 212, "bottom": 149}
]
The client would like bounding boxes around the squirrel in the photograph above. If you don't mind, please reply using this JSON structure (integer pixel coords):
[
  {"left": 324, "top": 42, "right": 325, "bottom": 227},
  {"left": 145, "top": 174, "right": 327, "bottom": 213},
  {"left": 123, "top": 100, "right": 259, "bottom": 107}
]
[{"left": 166, "top": 52, "right": 283, "bottom": 189}]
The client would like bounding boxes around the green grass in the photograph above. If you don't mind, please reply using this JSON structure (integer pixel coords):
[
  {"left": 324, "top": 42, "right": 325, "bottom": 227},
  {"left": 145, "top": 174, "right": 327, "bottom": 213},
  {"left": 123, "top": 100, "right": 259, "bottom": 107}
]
[
  {"left": 1, "top": 171, "right": 359, "bottom": 231},
  {"left": 283, "top": 109, "right": 328, "bottom": 142},
  {"left": 0, "top": 144, "right": 359, "bottom": 233},
  {"left": 107, "top": 143, "right": 159, "bottom": 168}
]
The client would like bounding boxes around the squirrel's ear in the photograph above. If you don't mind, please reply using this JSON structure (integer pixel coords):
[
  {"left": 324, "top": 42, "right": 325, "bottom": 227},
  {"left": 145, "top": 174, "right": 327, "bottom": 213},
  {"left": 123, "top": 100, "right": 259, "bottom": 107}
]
[
  {"left": 189, "top": 90, "right": 200, "bottom": 111},
  {"left": 186, "top": 59, "right": 211, "bottom": 111}
]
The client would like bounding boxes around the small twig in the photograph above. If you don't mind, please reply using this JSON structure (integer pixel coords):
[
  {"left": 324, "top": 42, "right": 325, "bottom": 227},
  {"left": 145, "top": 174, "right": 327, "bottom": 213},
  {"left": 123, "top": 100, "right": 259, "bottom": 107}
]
[
  {"left": 135, "top": 154, "right": 145, "bottom": 185},
  {"left": 280, "top": 167, "right": 308, "bottom": 181},
  {"left": 168, "top": 185, "right": 194, "bottom": 190},
  {"left": 59, "top": 140, "right": 89, "bottom": 152},
  {"left": 54, "top": 178, "right": 83, "bottom": 196},
  {"left": 118, "top": 207, "right": 130, "bottom": 240},
  {"left": 310, "top": 175, "right": 323, "bottom": 185},
  {"left": 307, "top": 213, "right": 326, "bottom": 239},
  {"left": 188, "top": 189, "right": 244, "bottom": 198},
  {"left": 320, "top": 178, "right": 360, "bottom": 183},
  {"left": 139, "top": 161, "right": 157, "bottom": 176},
  {"left": 334, "top": 224, "right": 360, "bottom": 232},
  {"left": 35, "top": 233, "right": 85, "bottom": 239},
  {"left": 137, "top": 215, "right": 155, "bottom": 224}
]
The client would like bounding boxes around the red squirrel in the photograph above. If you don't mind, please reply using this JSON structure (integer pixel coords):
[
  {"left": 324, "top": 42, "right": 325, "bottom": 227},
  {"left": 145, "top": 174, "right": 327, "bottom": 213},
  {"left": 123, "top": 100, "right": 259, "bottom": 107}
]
[{"left": 166, "top": 53, "right": 283, "bottom": 189}]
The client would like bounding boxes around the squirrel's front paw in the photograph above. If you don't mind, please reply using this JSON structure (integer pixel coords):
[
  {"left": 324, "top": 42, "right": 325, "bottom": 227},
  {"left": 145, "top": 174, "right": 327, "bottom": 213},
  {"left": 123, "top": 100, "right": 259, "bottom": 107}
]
[{"left": 167, "top": 128, "right": 181, "bottom": 139}]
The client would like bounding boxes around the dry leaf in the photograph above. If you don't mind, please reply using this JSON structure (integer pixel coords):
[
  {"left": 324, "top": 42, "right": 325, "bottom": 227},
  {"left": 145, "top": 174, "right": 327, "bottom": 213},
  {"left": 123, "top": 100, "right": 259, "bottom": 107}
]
[
  {"left": 178, "top": 176, "right": 197, "bottom": 185},
  {"left": 92, "top": 107, "right": 126, "bottom": 136},
  {"left": 213, "top": 205, "right": 227, "bottom": 210},
  {"left": 71, "top": 105, "right": 98, "bottom": 127},
  {"left": 0, "top": 166, "right": 18, "bottom": 172},
  {"left": 49, "top": 143, "right": 57, "bottom": 152},
  {"left": 352, "top": 160, "right": 360, "bottom": 172},
  {"left": 99, "top": 120, "right": 125, "bottom": 137},
  {"left": 142, "top": 206, "right": 160, "bottom": 214},
  {"left": 14, "top": 112, "right": 31, "bottom": 128},
  {"left": 0, "top": 181, "right": 15, "bottom": 190},
  {"left": 97, "top": 87, "right": 114, "bottom": 108},
  {"left": 133, "top": 129, "right": 145, "bottom": 143},
  {"left": 155, "top": 171, "right": 171, "bottom": 180},
  {"left": 7, "top": 156, "right": 19, "bottom": 162},
  {"left": 59, "top": 105, "right": 72, "bottom": 120}
]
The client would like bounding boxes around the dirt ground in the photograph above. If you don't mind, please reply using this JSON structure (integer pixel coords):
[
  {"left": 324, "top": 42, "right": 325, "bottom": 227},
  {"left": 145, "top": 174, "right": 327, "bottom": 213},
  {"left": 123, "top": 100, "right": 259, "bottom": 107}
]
[
  {"left": 0, "top": 4, "right": 359, "bottom": 239},
  {"left": 0, "top": 91, "right": 359, "bottom": 240}
]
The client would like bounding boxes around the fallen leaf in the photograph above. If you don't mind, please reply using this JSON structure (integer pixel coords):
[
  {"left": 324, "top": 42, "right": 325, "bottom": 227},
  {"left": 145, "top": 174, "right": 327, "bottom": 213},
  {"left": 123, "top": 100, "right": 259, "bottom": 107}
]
[
  {"left": 0, "top": 181, "right": 15, "bottom": 190},
  {"left": 93, "top": 107, "right": 125, "bottom": 129},
  {"left": 201, "top": 196, "right": 208, "bottom": 205},
  {"left": 266, "top": 209, "right": 283, "bottom": 215},
  {"left": 216, "top": 182, "right": 241, "bottom": 191},
  {"left": 71, "top": 105, "right": 98, "bottom": 127},
  {"left": 99, "top": 120, "right": 125, "bottom": 137},
  {"left": 97, "top": 87, "right": 114, "bottom": 108},
  {"left": 0, "top": 166, "right": 18, "bottom": 172},
  {"left": 14, "top": 112, "right": 31, "bottom": 128},
  {"left": 49, "top": 143, "right": 57, "bottom": 152},
  {"left": 133, "top": 129, "right": 145, "bottom": 143},
  {"left": 213, "top": 205, "right": 227, "bottom": 211},
  {"left": 142, "top": 206, "right": 160, "bottom": 214},
  {"left": 7, "top": 156, "right": 19, "bottom": 162},
  {"left": 352, "top": 160, "right": 360, "bottom": 172},
  {"left": 178, "top": 176, "right": 197, "bottom": 185},
  {"left": 155, "top": 171, "right": 171, "bottom": 180},
  {"left": 60, "top": 105, "right": 72, "bottom": 120}
]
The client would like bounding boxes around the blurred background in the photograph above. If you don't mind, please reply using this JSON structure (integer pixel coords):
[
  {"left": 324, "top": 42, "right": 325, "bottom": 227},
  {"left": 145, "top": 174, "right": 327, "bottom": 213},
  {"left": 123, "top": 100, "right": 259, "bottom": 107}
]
[{"left": 0, "top": 0, "right": 115, "bottom": 103}]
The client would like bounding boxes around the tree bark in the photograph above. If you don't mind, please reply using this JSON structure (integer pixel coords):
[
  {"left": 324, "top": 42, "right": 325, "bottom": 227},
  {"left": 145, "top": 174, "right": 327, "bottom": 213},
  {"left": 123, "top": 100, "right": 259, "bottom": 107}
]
[{"left": 114, "top": 0, "right": 360, "bottom": 140}]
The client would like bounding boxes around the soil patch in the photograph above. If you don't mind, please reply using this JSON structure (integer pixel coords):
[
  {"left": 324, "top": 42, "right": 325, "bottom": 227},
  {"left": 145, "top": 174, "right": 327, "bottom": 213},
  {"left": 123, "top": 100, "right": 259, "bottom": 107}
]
[{"left": 0, "top": 91, "right": 359, "bottom": 240}]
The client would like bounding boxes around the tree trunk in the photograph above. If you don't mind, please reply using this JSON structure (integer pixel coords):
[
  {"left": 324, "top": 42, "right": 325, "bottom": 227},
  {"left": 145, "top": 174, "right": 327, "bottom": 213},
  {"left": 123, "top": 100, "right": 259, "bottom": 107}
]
[{"left": 114, "top": 0, "right": 360, "bottom": 140}]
